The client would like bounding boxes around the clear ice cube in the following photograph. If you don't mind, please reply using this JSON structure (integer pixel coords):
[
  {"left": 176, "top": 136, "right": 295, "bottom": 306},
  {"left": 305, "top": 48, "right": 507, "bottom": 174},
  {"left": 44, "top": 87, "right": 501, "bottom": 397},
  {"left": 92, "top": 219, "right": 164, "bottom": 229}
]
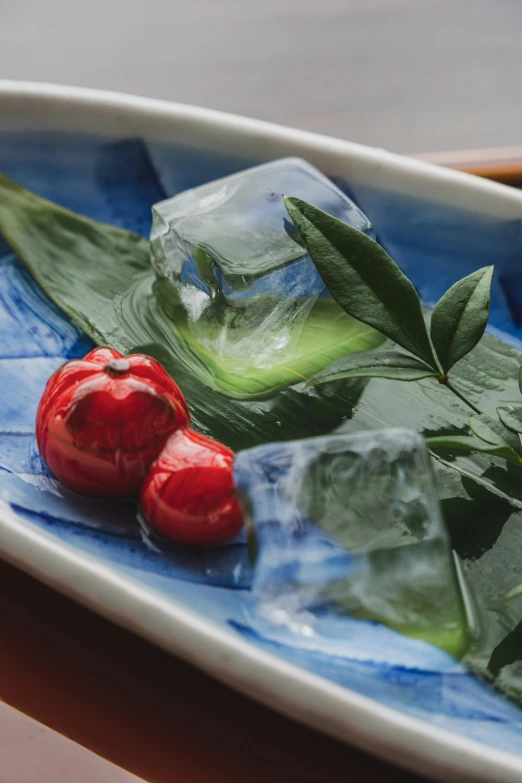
[
  {"left": 234, "top": 428, "right": 469, "bottom": 658},
  {"left": 150, "top": 158, "right": 374, "bottom": 372}
]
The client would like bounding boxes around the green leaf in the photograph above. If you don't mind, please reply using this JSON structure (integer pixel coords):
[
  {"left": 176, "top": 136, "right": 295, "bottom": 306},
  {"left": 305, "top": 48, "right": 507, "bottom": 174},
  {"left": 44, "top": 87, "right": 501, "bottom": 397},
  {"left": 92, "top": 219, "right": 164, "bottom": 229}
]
[
  {"left": 426, "top": 435, "right": 522, "bottom": 465},
  {"left": 0, "top": 174, "right": 151, "bottom": 345},
  {"left": 430, "top": 267, "right": 493, "bottom": 373},
  {"left": 0, "top": 173, "right": 384, "bottom": 402},
  {"left": 468, "top": 413, "right": 522, "bottom": 454},
  {"left": 497, "top": 405, "right": 522, "bottom": 435},
  {"left": 309, "top": 349, "right": 438, "bottom": 386},
  {"left": 154, "top": 279, "right": 384, "bottom": 398},
  {"left": 284, "top": 196, "right": 438, "bottom": 369}
]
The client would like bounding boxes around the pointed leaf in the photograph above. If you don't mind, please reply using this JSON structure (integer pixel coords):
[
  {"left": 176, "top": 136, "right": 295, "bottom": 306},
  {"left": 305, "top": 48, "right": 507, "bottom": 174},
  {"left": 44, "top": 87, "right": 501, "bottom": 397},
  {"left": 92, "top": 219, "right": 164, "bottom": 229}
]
[
  {"left": 0, "top": 174, "right": 151, "bottom": 345},
  {"left": 469, "top": 413, "right": 522, "bottom": 453},
  {"left": 497, "top": 405, "right": 522, "bottom": 435},
  {"left": 309, "top": 349, "right": 438, "bottom": 385},
  {"left": 284, "top": 196, "right": 438, "bottom": 368},
  {"left": 426, "top": 435, "right": 522, "bottom": 465},
  {"left": 430, "top": 267, "right": 493, "bottom": 373}
]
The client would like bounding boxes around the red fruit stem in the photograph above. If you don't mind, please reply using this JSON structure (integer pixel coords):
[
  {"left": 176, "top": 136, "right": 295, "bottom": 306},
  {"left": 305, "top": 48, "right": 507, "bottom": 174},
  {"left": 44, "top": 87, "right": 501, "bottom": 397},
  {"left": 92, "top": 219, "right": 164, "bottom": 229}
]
[{"left": 104, "top": 358, "right": 132, "bottom": 376}]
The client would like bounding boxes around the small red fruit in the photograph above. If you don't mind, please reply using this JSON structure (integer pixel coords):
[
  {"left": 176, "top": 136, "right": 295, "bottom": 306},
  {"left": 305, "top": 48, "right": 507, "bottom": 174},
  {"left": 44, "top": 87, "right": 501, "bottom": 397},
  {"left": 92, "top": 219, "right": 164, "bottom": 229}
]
[
  {"left": 140, "top": 428, "right": 244, "bottom": 546},
  {"left": 36, "top": 347, "right": 190, "bottom": 497}
]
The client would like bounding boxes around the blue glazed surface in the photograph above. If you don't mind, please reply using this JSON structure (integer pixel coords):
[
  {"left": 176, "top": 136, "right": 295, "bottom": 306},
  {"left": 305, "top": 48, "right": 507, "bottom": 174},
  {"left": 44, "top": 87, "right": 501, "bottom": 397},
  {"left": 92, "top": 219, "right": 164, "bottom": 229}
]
[{"left": 2, "top": 130, "right": 522, "bottom": 756}]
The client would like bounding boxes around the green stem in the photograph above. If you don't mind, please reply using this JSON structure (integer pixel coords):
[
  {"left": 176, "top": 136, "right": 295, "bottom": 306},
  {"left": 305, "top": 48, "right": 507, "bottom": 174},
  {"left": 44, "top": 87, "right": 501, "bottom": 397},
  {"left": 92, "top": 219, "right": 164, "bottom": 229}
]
[{"left": 441, "top": 378, "right": 483, "bottom": 416}]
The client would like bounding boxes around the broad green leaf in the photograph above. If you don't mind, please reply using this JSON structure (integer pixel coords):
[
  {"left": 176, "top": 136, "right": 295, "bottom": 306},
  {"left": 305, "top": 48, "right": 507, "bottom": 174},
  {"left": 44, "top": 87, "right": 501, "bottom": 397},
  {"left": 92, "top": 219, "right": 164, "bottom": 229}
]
[
  {"left": 497, "top": 405, "right": 522, "bottom": 435},
  {"left": 284, "top": 196, "right": 438, "bottom": 368},
  {"left": 0, "top": 173, "right": 151, "bottom": 345},
  {"left": 430, "top": 267, "right": 493, "bottom": 373},
  {"left": 309, "top": 349, "right": 438, "bottom": 386},
  {"left": 426, "top": 435, "right": 522, "bottom": 465},
  {"left": 469, "top": 413, "right": 522, "bottom": 454},
  {"left": 154, "top": 280, "right": 384, "bottom": 397},
  {"left": 0, "top": 173, "right": 383, "bottom": 402}
]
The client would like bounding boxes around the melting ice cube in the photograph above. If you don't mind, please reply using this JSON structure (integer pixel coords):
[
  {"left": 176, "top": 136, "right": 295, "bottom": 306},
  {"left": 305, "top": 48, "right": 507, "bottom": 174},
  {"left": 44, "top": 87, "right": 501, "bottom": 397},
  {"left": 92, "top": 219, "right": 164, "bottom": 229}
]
[
  {"left": 150, "top": 158, "right": 374, "bottom": 373},
  {"left": 234, "top": 428, "right": 469, "bottom": 658}
]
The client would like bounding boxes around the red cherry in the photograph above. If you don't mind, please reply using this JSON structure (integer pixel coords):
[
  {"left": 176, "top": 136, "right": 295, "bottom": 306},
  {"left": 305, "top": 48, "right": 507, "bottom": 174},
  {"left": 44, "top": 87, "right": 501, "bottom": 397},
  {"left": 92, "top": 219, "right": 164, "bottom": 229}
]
[
  {"left": 140, "top": 428, "right": 244, "bottom": 546},
  {"left": 36, "top": 348, "right": 190, "bottom": 497}
]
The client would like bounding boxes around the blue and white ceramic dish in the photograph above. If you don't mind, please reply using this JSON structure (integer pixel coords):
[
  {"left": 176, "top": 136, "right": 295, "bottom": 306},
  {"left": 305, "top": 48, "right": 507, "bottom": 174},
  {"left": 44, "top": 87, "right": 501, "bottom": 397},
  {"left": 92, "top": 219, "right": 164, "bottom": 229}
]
[{"left": 2, "top": 82, "right": 522, "bottom": 783}]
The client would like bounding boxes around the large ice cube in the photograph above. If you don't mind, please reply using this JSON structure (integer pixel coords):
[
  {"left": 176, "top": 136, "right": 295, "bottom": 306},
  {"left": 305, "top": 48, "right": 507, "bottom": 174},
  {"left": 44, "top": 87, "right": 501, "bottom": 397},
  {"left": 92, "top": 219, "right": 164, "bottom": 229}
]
[
  {"left": 234, "top": 428, "right": 469, "bottom": 658},
  {"left": 151, "top": 158, "right": 374, "bottom": 373}
]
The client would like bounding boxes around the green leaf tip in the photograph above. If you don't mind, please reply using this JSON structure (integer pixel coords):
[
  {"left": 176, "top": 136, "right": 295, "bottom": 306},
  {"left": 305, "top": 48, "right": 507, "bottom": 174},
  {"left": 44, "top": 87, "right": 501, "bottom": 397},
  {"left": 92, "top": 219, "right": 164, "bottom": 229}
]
[
  {"left": 430, "top": 266, "right": 493, "bottom": 373},
  {"left": 284, "top": 196, "right": 437, "bottom": 369},
  {"left": 497, "top": 405, "right": 522, "bottom": 435}
]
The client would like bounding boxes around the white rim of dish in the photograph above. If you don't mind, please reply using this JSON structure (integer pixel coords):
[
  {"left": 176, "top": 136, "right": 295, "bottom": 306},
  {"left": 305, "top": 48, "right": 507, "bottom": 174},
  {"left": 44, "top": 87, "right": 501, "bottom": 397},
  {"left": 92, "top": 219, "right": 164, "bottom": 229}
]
[{"left": 1, "top": 80, "right": 522, "bottom": 783}]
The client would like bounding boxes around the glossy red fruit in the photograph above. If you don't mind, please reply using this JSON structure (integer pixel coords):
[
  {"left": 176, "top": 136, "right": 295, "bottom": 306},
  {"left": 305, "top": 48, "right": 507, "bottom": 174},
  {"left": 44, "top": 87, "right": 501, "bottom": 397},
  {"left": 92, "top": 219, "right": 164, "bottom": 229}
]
[
  {"left": 140, "top": 428, "right": 244, "bottom": 546},
  {"left": 36, "top": 347, "right": 190, "bottom": 497}
]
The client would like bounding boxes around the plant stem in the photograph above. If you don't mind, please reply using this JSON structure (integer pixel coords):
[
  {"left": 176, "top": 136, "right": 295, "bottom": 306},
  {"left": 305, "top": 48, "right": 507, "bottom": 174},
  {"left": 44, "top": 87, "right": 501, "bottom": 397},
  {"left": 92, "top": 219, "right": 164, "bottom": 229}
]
[{"left": 441, "top": 378, "right": 483, "bottom": 415}]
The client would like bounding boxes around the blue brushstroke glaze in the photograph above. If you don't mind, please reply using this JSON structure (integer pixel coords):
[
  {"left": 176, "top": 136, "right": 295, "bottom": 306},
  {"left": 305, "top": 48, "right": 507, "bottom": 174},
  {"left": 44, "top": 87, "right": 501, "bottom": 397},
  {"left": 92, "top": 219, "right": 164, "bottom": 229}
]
[
  {"left": 0, "top": 434, "right": 39, "bottom": 475},
  {"left": 15, "top": 507, "right": 250, "bottom": 589},
  {"left": 148, "top": 142, "right": 256, "bottom": 197},
  {"left": 94, "top": 138, "right": 168, "bottom": 236},
  {"left": 229, "top": 622, "right": 522, "bottom": 756},
  {"left": 0, "top": 356, "right": 67, "bottom": 432},
  {"left": 0, "top": 133, "right": 166, "bottom": 235},
  {"left": 1, "top": 130, "right": 522, "bottom": 756},
  {"left": 0, "top": 256, "right": 91, "bottom": 359}
]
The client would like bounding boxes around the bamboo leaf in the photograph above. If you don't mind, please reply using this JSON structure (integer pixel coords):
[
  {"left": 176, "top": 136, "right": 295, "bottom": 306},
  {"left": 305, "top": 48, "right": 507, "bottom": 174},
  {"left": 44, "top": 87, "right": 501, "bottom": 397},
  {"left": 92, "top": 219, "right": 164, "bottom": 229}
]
[
  {"left": 0, "top": 172, "right": 373, "bottom": 450},
  {"left": 284, "top": 196, "right": 438, "bottom": 368},
  {"left": 427, "top": 435, "right": 522, "bottom": 465},
  {"left": 309, "top": 349, "right": 438, "bottom": 386},
  {"left": 497, "top": 405, "right": 522, "bottom": 435},
  {"left": 469, "top": 413, "right": 522, "bottom": 454},
  {"left": 0, "top": 173, "right": 151, "bottom": 345},
  {"left": 430, "top": 267, "right": 493, "bottom": 373},
  {"left": 0, "top": 173, "right": 384, "bottom": 401}
]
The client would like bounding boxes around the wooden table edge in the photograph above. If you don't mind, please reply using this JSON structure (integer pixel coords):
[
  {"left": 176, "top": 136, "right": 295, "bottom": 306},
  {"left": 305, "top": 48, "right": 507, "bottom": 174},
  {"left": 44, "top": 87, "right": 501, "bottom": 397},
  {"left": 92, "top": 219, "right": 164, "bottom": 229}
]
[{"left": 413, "top": 145, "right": 522, "bottom": 185}]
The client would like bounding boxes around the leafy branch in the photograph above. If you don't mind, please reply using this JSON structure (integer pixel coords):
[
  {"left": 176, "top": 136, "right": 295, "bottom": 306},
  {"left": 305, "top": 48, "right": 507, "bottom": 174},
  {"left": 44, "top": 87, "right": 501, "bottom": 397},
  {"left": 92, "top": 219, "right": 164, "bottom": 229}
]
[{"left": 284, "top": 195, "right": 522, "bottom": 467}]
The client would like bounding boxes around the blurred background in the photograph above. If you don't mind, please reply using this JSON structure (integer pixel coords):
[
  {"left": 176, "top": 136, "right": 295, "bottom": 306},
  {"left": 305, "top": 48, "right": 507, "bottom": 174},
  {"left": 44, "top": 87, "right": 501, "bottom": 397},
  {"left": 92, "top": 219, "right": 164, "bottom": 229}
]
[{"left": 1, "top": 0, "right": 522, "bottom": 154}]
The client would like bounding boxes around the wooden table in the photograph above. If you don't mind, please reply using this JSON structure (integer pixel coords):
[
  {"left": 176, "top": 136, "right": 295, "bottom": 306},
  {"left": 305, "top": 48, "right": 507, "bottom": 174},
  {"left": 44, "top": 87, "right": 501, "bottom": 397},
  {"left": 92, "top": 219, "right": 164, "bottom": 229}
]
[
  {"left": 1, "top": 149, "right": 522, "bottom": 783},
  {"left": 413, "top": 146, "right": 522, "bottom": 187}
]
